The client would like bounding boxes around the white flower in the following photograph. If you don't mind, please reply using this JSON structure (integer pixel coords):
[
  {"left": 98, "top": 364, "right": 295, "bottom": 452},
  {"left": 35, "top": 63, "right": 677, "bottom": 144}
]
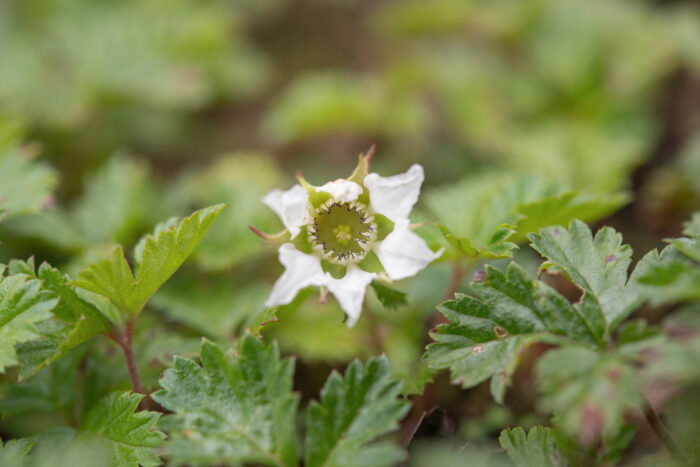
[{"left": 260, "top": 151, "right": 442, "bottom": 327}]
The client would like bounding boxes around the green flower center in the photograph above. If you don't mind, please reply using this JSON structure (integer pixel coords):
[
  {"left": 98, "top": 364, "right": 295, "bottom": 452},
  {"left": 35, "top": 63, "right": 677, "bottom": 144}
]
[{"left": 308, "top": 201, "right": 377, "bottom": 264}]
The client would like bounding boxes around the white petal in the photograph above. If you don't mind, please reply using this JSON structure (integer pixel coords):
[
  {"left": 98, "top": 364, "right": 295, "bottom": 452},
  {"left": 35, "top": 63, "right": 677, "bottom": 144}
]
[
  {"left": 266, "top": 244, "right": 329, "bottom": 307},
  {"left": 262, "top": 185, "right": 312, "bottom": 239},
  {"left": 326, "top": 265, "right": 376, "bottom": 327},
  {"left": 374, "top": 219, "right": 443, "bottom": 281},
  {"left": 364, "top": 164, "right": 424, "bottom": 221},
  {"left": 318, "top": 179, "right": 363, "bottom": 203}
]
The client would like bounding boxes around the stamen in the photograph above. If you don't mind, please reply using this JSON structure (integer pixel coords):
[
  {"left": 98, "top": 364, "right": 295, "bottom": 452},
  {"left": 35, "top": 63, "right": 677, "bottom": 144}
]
[{"left": 307, "top": 200, "right": 377, "bottom": 264}]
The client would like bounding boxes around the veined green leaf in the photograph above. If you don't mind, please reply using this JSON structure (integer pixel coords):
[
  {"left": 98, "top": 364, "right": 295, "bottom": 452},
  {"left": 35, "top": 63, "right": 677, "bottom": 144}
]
[
  {"left": 72, "top": 205, "right": 224, "bottom": 316},
  {"left": 0, "top": 438, "right": 34, "bottom": 466},
  {"left": 528, "top": 220, "right": 651, "bottom": 334},
  {"left": 13, "top": 262, "right": 111, "bottom": 379},
  {"left": 83, "top": 392, "right": 164, "bottom": 467},
  {"left": 0, "top": 265, "right": 58, "bottom": 373},
  {"left": 305, "top": 357, "right": 410, "bottom": 467},
  {"left": 153, "top": 336, "right": 299, "bottom": 467},
  {"left": 425, "top": 263, "right": 600, "bottom": 403},
  {"left": 499, "top": 426, "right": 562, "bottom": 467}
]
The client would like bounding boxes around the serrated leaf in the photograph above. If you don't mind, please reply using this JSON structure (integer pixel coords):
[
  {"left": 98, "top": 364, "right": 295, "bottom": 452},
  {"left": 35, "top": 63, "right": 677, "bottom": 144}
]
[
  {"left": 83, "top": 392, "right": 164, "bottom": 467},
  {"left": 425, "top": 263, "right": 600, "bottom": 403},
  {"left": 528, "top": 220, "right": 647, "bottom": 334},
  {"left": 535, "top": 346, "right": 641, "bottom": 445},
  {"left": 0, "top": 138, "right": 56, "bottom": 219},
  {"left": 152, "top": 336, "right": 299, "bottom": 467},
  {"left": 370, "top": 280, "right": 408, "bottom": 310},
  {"left": 499, "top": 426, "right": 563, "bottom": 467},
  {"left": 14, "top": 262, "right": 111, "bottom": 379},
  {"left": 0, "top": 266, "right": 58, "bottom": 373},
  {"left": 305, "top": 356, "right": 410, "bottom": 467},
  {"left": 72, "top": 205, "right": 224, "bottom": 315}
]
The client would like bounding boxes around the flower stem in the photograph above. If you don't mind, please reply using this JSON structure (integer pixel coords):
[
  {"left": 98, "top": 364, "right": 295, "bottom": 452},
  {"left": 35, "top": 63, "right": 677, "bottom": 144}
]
[{"left": 642, "top": 395, "right": 685, "bottom": 463}]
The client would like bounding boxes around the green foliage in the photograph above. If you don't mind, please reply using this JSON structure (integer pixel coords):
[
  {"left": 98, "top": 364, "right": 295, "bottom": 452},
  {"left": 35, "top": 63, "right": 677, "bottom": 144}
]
[
  {"left": 425, "top": 262, "right": 597, "bottom": 403},
  {"left": 499, "top": 426, "right": 562, "bottom": 467},
  {"left": 83, "top": 392, "right": 164, "bottom": 467},
  {"left": 153, "top": 337, "right": 409, "bottom": 467},
  {"left": 422, "top": 174, "right": 626, "bottom": 261},
  {"left": 153, "top": 336, "right": 299, "bottom": 467},
  {"left": 639, "top": 214, "right": 700, "bottom": 303},
  {"left": 305, "top": 356, "right": 410, "bottom": 467},
  {"left": 0, "top": 136, "right": 56, "bottom": 219},
  {"left": 72, "top": 204, "right": 224, "bottom": 316},
  {"left": 12, "top": 261, "right": 111, "bottom": 379},
  {"left": 0, "top": 438, "right": 34, "bottom": 465},
  {"left": 528, "top": 220, "right": 650, "bottom": 332},
  {"left": 0, "top": 265, "right": 58, "bottom": 373},
  {"left": 536, "top": 347, "right": 640, "bottom": 445},
  {"left": 370, "top": 280, "right": 408, "bottom": 310}
]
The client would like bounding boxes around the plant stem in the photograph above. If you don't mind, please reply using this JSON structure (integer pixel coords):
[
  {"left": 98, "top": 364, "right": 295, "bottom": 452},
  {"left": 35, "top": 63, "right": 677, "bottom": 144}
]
[
  {"left": 107, "top": 316, "right": 153, "bottom": 410},
  {"left": 642, "top": 395, "right": 685, "bottom": 463},
  {"left": 443, "top": 261, "right": 466, "bottom": 301},
  {"left": 364, "top": 304, "right": 384, "bottom": 354}
]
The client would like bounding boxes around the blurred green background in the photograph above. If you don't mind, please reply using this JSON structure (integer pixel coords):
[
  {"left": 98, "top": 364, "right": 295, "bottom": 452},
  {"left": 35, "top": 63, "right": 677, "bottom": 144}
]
[{"left": 1, "top": 0, "right": 700, "bottom": 462}]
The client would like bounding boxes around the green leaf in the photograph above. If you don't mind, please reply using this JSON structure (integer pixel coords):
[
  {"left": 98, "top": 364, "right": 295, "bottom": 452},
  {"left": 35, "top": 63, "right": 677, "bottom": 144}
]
[
  {"left": 82, "top": 392, "right": 164, "bottom": 467},
  {"left": 0, "top": 138, "right": 56, "bottom": 219},
  {"left": 422, "top": 173, "right": 625, "bottom": 260},
  {"left": 0, "top": 438, "right": 34, "bottom": 465},
  {"left": 535, "top": 346, "right": 641, "bottom": 445},
  {"left": 425, "top": 263, "right": 600, "bottom": 403},
  {"left": 528, "top": 220, "right": 647, "bottom": 334},
  {"left": 437, "top": 223, "right": 518, "bottom": 259},
  {"left": 499, "top": 426, "right": 562, "bottom": 467},
  {"left": 14, "top": 262, "right": 111, "bottom": 379},
  {"left": 305, "top": 356, "right": 410, "bottom": 467},
  {"left": 0, "top": 265, "right": 58, "bottom": 373},
  {"left": 370, "top": 280, "right": 408, "bottom": 310},
  {"left": 638, "top": 213, "right": 700, "bottom": 303},
  {"left": 72, "top": 205, "right": 224, "bottom": 316},
  {"left": 152, "top": 336, "right": 299, "bottom": 467}
]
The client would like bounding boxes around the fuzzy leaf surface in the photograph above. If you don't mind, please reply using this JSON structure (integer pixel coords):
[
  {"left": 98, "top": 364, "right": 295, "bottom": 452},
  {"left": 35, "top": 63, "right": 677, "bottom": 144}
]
[
  {"left": 499, "top": 426, "right": 563, "bottom": 467},
  {"left": 0, "top": 266, "right": 58, "bottom": 373},
  {"left": 83, "top": 392, "right": 164, "bottom": 467},
  {"left": 528, "top": 220, "right": 651, "bottom": 335},
  {"left": 12, "top": 261, "right": 110, "bottom": 379},
  {"left": 425, "top": 262, "right": 599, "bottom": 403},
  {"left": 72, "top": 205, "right": 224, "bottom": 315},
  {"left": 153, "top": 336, "right": 299, "bottom": 467},
  {"left": 305, "top": 356, "right": 410, "bottom": 467}
]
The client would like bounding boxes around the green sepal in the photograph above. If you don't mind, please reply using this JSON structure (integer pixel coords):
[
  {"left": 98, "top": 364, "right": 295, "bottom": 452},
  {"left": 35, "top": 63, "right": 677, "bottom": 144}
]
[
  {"left": 321, "top": 260, "right": 346, "bottom": 279},
  {"left": 296, "top": 173, "right": 331, "bottom": 209},
  {"left": 292, "top": 228, "right": 314, "bottom": 254},
  {"left": 374, "top": 213, "right": 395, "bottom": 241},
  {"left": 357, "top": 250, "right": 385, "bottom": 274}
]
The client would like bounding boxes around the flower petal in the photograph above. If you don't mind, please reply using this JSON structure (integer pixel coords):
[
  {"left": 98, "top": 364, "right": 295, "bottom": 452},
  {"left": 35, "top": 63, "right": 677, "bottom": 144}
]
[
  {"left": 364, "top": 164, "right": 424, "bottom": 221},
  {"left": 263, "top": 185, "right": 312, "bottom": 239},
  {"left": 374, "top": 219, "right": 443, "bottom": 281},
  {"left": 318, "top": 179, "right": 363, "bottom": 203},
  {"left": 266, "top": 243, "right": 329, "bottom": 307},
  {"left": 326, "top": 265, "right": 376, "bottom": 327}
]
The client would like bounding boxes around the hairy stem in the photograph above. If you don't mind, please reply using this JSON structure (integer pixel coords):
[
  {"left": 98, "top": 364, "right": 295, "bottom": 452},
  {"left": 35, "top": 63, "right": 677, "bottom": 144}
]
[{"left": 642, "top": 395, "right": 685, "bottom": 462}]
